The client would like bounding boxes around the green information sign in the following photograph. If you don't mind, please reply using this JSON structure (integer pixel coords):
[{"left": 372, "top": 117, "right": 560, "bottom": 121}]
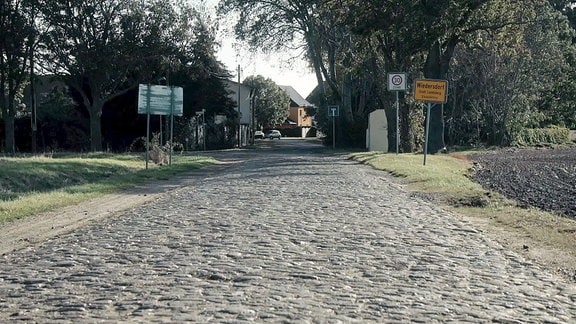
[{"left": 137, "top": 84, "right": 183, "bottom": 116}]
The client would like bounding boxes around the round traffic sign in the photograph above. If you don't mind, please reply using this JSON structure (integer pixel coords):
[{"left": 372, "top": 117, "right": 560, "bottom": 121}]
[
  {"left": 388, "top": 72, "right": 407, "bottom": 91},
  {"left": 392, "top": 74, "right": 403, "bottom": 86}
]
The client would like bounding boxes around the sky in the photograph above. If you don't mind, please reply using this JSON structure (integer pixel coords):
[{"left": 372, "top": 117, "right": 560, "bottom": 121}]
[
  {"left": 215, "top": 38, "right": 318, "bottom": 98},
  {"left": 204, "top": 0, "right": 318, "bottom": 98}
]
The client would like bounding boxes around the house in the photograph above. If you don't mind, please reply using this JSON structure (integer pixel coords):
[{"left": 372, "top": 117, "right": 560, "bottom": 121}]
[
  {"left": 223, "top": 79, "right": 253, "bottom": 146},
  {"left": 221, "top": 81, "right": 316, "bottom": 143},
  {"left": 278, "top": 85, "right": 315, "bottom": 138}
]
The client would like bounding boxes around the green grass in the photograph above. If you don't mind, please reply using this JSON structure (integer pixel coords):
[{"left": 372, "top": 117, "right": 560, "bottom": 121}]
[
  {"left": 0, "top": 153, "right": 216, "bottom": 224},
  {"left": 351, "top": 151, "right": 496, "bottom": 207}
]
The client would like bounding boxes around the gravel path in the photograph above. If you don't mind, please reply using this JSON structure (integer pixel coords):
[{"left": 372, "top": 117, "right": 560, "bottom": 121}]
[{"left": 1, "top": 140, "right": 575, "bottom": 322}]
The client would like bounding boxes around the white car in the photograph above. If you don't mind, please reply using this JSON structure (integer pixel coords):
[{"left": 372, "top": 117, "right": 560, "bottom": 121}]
[
  {"left": 254, "top": 131, "right": 265, "bottom": 139},
  {"left": 266, "top": 130, "right": 282, "bottom": 139}
]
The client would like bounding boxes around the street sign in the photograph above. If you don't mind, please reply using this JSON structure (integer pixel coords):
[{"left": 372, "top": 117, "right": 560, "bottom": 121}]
[
  {"left": 138, "top": 84, "right": 184, "bottom": 116},
  {"left": 414, "top": 79, "right": 448, "bottom": 103},
  {"left": 328, "top": 105, "right": 339, "bottom": 117},
  {"left": 388, "top": 73, "right": 407, "bottom": 91}
]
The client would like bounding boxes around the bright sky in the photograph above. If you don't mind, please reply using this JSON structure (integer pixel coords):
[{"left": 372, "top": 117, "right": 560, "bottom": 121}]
[
  {"left": 203, "top": 0, "right": 318, "bottom": 98},
  {"left": 215, "top": 38, "right": 318, "bottom": 98}
]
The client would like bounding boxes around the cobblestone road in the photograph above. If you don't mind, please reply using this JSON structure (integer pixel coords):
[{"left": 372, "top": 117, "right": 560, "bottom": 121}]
[{"left": 1, "top": 140, "right": 576, "bottom": 323}]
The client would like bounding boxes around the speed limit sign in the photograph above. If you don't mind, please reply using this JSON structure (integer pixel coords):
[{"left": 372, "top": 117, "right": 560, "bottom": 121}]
[{"left": 387, "top": 73, "right": 407, "bottom": 91}]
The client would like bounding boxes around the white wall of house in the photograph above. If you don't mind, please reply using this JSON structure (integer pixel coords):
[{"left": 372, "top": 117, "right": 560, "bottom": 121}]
[
  {"left": 224, "top": 80, "right": 252, "bottom": 125},
  {"left": 224, "top": 80, "right": 253, "bottom": 146}
]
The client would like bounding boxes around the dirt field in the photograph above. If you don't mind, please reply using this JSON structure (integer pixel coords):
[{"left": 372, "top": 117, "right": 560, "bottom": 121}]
[{"left": 470, "top": 146, "right": 576, "bottom": 218}]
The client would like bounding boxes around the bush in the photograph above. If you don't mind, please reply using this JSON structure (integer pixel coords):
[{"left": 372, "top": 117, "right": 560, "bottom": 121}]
[{"left": 512, "top": 126, "right": 571, "bottom": 146}]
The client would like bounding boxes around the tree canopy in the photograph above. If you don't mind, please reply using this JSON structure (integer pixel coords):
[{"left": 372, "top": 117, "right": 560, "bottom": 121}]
[
  {"left": 1, "top": 0, "right": 235, "bottom": 153},
  {"left": 220, "top": 0, "right": 576, "bottom": 150},
  {"left": 4, "top": 0, "right": 576, "bottom": 152},
  {"left": 0, "top": 0, "right": 35, "bottom": 153},
  {"left": 242, "top": 75, "right": 290, "bottom": 128}
]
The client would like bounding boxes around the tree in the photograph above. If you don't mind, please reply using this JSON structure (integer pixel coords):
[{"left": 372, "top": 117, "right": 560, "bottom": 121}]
[
  {"left": 37, "top": 84, "right": 88, "bottom": 150},
  {"left": 243, "top": 75, "right": 289, "bottom": 128},
  {"left": 0, "top": 0, "right": 35, "bottom": 154},
  {"left": 36, "top": 0, "right": 194, "bottom": 151},
  {"left": 221, "top": 0, "right": 576, "bottom": 150},
  {"left": 446, "top": 1, "right": 575, "bottom": 145},
  {"left": 219, "top": 0, "right": 384, "bottom": 148}
]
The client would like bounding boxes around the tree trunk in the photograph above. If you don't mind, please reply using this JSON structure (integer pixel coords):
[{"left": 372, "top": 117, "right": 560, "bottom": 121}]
[
  {"left": 423, "top": 38, "right": 458, "bottom": 153},
  {"left": 89, "top": 100, "right": 104, "bottom": 152},
  {"left": 399, "top": 96, "right": 412, "bottom": 152},
  {"left": 2, "top": 87, "right": 17, "bottom": 154},
  {"left": 4, "top": 114, "right": 15, "bottom": 154}
]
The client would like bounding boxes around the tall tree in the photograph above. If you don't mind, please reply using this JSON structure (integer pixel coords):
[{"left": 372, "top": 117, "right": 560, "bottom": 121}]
[
  {"left": 221, "top": 0, "right": 576, "bottom": 150},
  {"left": 0, "top": 0, "right": 35, "bottom": 154},
  {"left": 243, "top": 75, "right": 290, "bottom": 127},
  {"left": 36, "top": 0, "right": 190, "bottom": 151},
  {"left": 219, "top": 0, "right": 383, "bottom": 147},
  {"left": 446, "top": 1, "right": 575, "bottom": 145}
]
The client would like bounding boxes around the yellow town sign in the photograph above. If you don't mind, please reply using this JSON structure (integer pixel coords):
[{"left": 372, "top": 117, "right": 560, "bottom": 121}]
[{"left": 414, "top": 79, "right": 448, "bottom": 103}]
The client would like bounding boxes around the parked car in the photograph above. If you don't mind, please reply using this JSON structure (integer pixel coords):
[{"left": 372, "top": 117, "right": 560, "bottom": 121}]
[
  {"left": 254, "top": 131, "right": 265, "bottom": 139},
  {"left": 266, "top": 130, "right": 282, "bottom": 139}
]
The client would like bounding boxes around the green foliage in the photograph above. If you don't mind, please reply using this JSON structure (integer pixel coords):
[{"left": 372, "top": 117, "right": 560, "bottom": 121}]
[
  {"left": 447, "top": 1, "right": 576, "bottom": 147},
  {"left": 243, "top": 75, "right": 289, "bottom": 127},
  {"left": 35, "top": 84, "right": 89, "bottom": 151},
  {"left": 539, "top": 74, "right": 576, "bottom": 129},
  {"left": 36, "top": 0, "right": 226, "bottom": 152},
  {"left": 0, "top": 0, "right": 36, "bottom": 153},
  {"left": 511, "top": 127, "right": 571, "bottom": 146}
]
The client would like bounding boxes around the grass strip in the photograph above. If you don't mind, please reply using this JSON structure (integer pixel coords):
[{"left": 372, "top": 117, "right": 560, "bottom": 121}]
[
  {"left": 351, "top": 151, "right": 494, "bottom": 207},
  {"left": 0, "top": 153, "right": 216, "bottom": 224}
]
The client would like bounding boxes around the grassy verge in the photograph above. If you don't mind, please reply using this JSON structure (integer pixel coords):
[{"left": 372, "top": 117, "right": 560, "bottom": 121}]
[
  {"left": 351, "top": 151, "right": 576, "bottom": 280},
  {"left": 0, "top": 153, "right": 216, "bottom": 224},
  {"left": 351, "top": 151, "right": 492, "bottom": 205}
]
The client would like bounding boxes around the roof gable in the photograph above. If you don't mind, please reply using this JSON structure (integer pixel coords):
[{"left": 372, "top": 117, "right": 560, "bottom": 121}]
[{"left": 278, "top": 85, "right": 314, "bottom": 107}]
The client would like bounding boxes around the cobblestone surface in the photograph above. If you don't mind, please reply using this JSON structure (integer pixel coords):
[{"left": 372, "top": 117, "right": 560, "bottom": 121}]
[{"left": 1, "top": 140, "right": 576, "bottom": 322}]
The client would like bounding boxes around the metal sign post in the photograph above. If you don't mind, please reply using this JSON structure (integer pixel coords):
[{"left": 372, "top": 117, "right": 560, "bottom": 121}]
[
  {"left": 328, "top": 105, "right": 339, "bottom": 149},
  {"left": 413, "top": 79, "right": 448, "bottom": 166},
  {"left": 169, "top": 87, "right": 175, "bottom": 165},
  {"left": 423, "top": 103, "right": 433, "bottom": 166},
  {"left": 145, "top": 84, "right": 151, "bottom": 169},
  {"left": 388, "top": 72, "right": 407, "bottom": 154},
  {"left": 332, "top": 108, "right": 336, "bottom": 150},
  {"left": 137, "top": 84, "right": 184, "bottom": 168},
  {"left": 395, "top": 91, "right": 400, "bottom": 154}
]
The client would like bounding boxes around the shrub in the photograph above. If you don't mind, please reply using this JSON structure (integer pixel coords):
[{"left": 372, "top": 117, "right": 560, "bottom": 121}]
[{"left": 512, "top": 126, "right": 570, "bottom": 146}]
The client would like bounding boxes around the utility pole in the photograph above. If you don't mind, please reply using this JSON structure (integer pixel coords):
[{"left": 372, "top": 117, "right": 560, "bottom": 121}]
[
  {"left": 30, "top": 41, "right": 37, "bottom": 153},
  {"left": 237, "top": 64, "right": 241, "bottom": 147},
  {"left": 251, "top": 86, "right": 256, "bottom": 145},
  {"left": 30, "top": 0, "right": 37, "bottom": 153}
]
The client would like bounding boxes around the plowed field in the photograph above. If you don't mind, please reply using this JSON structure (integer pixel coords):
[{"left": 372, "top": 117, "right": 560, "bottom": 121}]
[{"left": 470, "top": 146, "right": 576, "bottom": 218}]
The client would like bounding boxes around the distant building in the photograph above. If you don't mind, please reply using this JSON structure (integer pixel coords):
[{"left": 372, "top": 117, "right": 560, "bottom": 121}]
[
  {"left": 223, "top": 79, "right": 253, "bottom": 146},
  {"left": 279, "top": 85, "right": 315, "bottom": 138}
]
